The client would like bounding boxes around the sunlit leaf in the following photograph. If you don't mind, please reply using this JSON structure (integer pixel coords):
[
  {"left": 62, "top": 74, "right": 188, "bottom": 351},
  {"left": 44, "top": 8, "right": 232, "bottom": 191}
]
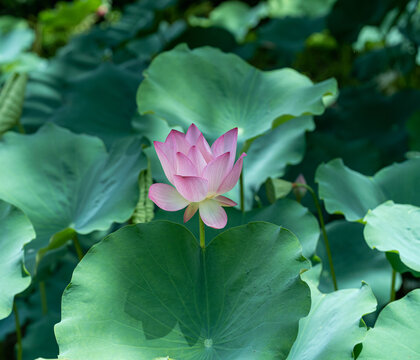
[
  {"left": 55, "top": 221, "right": 311, "bottom": 359},
  {"left": 137, "top": 44, "right": 337, "bottom": 149}
]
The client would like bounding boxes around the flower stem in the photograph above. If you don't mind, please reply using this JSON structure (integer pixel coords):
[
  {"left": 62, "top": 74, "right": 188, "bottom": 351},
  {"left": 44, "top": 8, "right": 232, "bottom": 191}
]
[
  {"left": 39, "top": 281, "right": 48, "bottom": 315},
  {"left": 239, "top": 172, "right": 245, "bottom": 213},
  {"left": 199, "top": 216, "right": 205, "bottom": 249},
  {"left": 13, "top": 302, "right": 22, "bottom": 360},
  {"left": 295, "top": 182, "right": 338, "bottom": 291},
  {"left": 390, "top": 269, "right": 396, "bottom": 302},
  {"left": 72, "top": 233, "right": 84, "bottom": 261}
]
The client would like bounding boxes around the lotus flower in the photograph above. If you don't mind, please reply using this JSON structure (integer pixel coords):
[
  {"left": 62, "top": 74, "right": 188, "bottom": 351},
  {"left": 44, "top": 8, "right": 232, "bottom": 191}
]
[{"left": 149, "top": 124, "right": 246, "bottom": 229}]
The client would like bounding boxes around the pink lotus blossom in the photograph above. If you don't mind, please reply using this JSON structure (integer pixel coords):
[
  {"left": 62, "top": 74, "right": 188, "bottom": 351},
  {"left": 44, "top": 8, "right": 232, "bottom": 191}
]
[{"left": 149, "top": 124, "right": 246, "bottom": 229}]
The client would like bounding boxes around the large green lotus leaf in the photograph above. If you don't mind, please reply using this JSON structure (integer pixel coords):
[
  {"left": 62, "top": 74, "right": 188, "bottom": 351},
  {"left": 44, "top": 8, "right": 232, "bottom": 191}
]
[
  {"left": 0, "top": 123, "right": 146, "bottom": 271},
  {"left": 155, "top": 198, "right": 320, "bottom": 258},
  {"left": 364, "top": 201, "right": 420, "bottom": 272},
  {"left": 287, "top": 266, "right": 377, "bottom": 360},
  {"left": 316, "top": 158, "right": 420, "bottom": 221},
  {"left": 317, "top": 221, "right": 400, "bottom": 308},
  {"left": 137, "top": 44, "right": 337, "bottom": 148},
  {"left": 358, "top": 289, "right": 420, "bottom": 360},
  {"left": 55, "top": 221, "right": 311, "bottom": 359},
  {"left": 0, "top": 201, "right": 35, "bottom": 319}
]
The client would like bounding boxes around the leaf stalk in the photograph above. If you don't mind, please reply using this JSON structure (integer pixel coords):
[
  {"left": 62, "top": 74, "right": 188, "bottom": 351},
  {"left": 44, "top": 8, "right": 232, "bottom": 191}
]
[{"left": 295, "top": 182, "right": 338, "bottom": 291}]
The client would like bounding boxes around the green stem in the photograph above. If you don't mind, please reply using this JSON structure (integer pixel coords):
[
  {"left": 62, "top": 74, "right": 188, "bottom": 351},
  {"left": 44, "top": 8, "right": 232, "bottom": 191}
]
[
  {"left": 72, "top": 234, "right": 84, "bottom": 261},
  {"left": 390, "top": 269, "right": 396, "bottom": 302},
  {"left": 39, "top": 281, "right": 48, "bottom": 315},
  {"left": 295, "top": 182, "right": 338, "bottom": 291},
  {"left": 13, "top": 302, "right": 22, "bottom": 360},
  {"left": 239, "top": 172, "right": 245, "bottom": 213},
  {"left": 199, "top": 216, "right": 205, "bottom": 249}
]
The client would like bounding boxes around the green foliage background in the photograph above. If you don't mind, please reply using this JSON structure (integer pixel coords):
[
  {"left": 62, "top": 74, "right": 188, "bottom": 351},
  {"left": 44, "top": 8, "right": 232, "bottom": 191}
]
[{"left": 0, "top": 0, "right": 420, "bottom": 359}]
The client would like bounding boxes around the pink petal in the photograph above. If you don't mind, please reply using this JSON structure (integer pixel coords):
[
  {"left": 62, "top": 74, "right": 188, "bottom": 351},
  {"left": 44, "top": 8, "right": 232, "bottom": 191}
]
[
  {"left": 202, "top": 152, "right": 231, "bottom": 194},
  {"left": 154, "top": 141, "right": 176, "bottom": 183},
  {"left": 217, "top": 153, "right": 246, "bottom": 194},
  {"left": 185, "top": 124, "right": 202, "bottom": 145},
  {"left": 176, "top": 152, "right": 198, "bottom": 176},
  {"left": 184, "top": 203, "right": 198, "bottom": 223},
  {"left": 199, "top": 199, "right": 227, "bottom": 229},
  {"left": 196, "top": 134, "right": 213, "bottom": 163},
  {"left": 148, "top": 183, "right": 189, "bottom": 211},
  {"left": 166, "top": 129, "right": 191, "bottom": 154},
  {"left": 188, "top": 146, "right": 207, "bottom": 174},
  {"left": 215, "top": 195, "right": 237, "bottom": 207},
  {"left": 173, "top": 175, "right": 208, "bottom": 202},
  {"left": 211, "top": 128, "right": 238, "bottom": 169}
]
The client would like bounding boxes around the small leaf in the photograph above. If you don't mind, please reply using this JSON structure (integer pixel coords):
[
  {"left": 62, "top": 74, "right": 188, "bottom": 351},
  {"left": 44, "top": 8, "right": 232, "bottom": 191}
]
[
  {"left": 266, "top": 178, "right": 293, "bottom": 203},
  {"left": 36, "top": 228, "right": 77, "bottom": 266},
  {"left": 189, "top": 1, "right": 268, "bottom": 42}
]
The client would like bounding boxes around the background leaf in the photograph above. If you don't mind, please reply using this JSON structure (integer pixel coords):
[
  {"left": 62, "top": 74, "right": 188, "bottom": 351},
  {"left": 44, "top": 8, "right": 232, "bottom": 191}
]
[
  {"left": 364, "top": 201, "right": 420, "bottom": 272},
  {"left": 0, "top": 123, "right": 146, "bottom": 272},
  {"left": 316, "top": 158, "right": 420, "bottom": 221},
  {"left": 0, "top": 200, "right": 35, "bottom": 319},
  {"left": 137, "top": 44, "right": 337, "bottom": 149},
  {"left": 317, "top": 220, "right": 400, "bottom": 308},
  {"left": 189, "top": 1, "right": 268, "bottom": 42},
  {"left": 287, "top": 266, "right": 377, "bottom": 360},
  {"left": 358, "top": 289, "right": 420, "bottom": 359}
]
